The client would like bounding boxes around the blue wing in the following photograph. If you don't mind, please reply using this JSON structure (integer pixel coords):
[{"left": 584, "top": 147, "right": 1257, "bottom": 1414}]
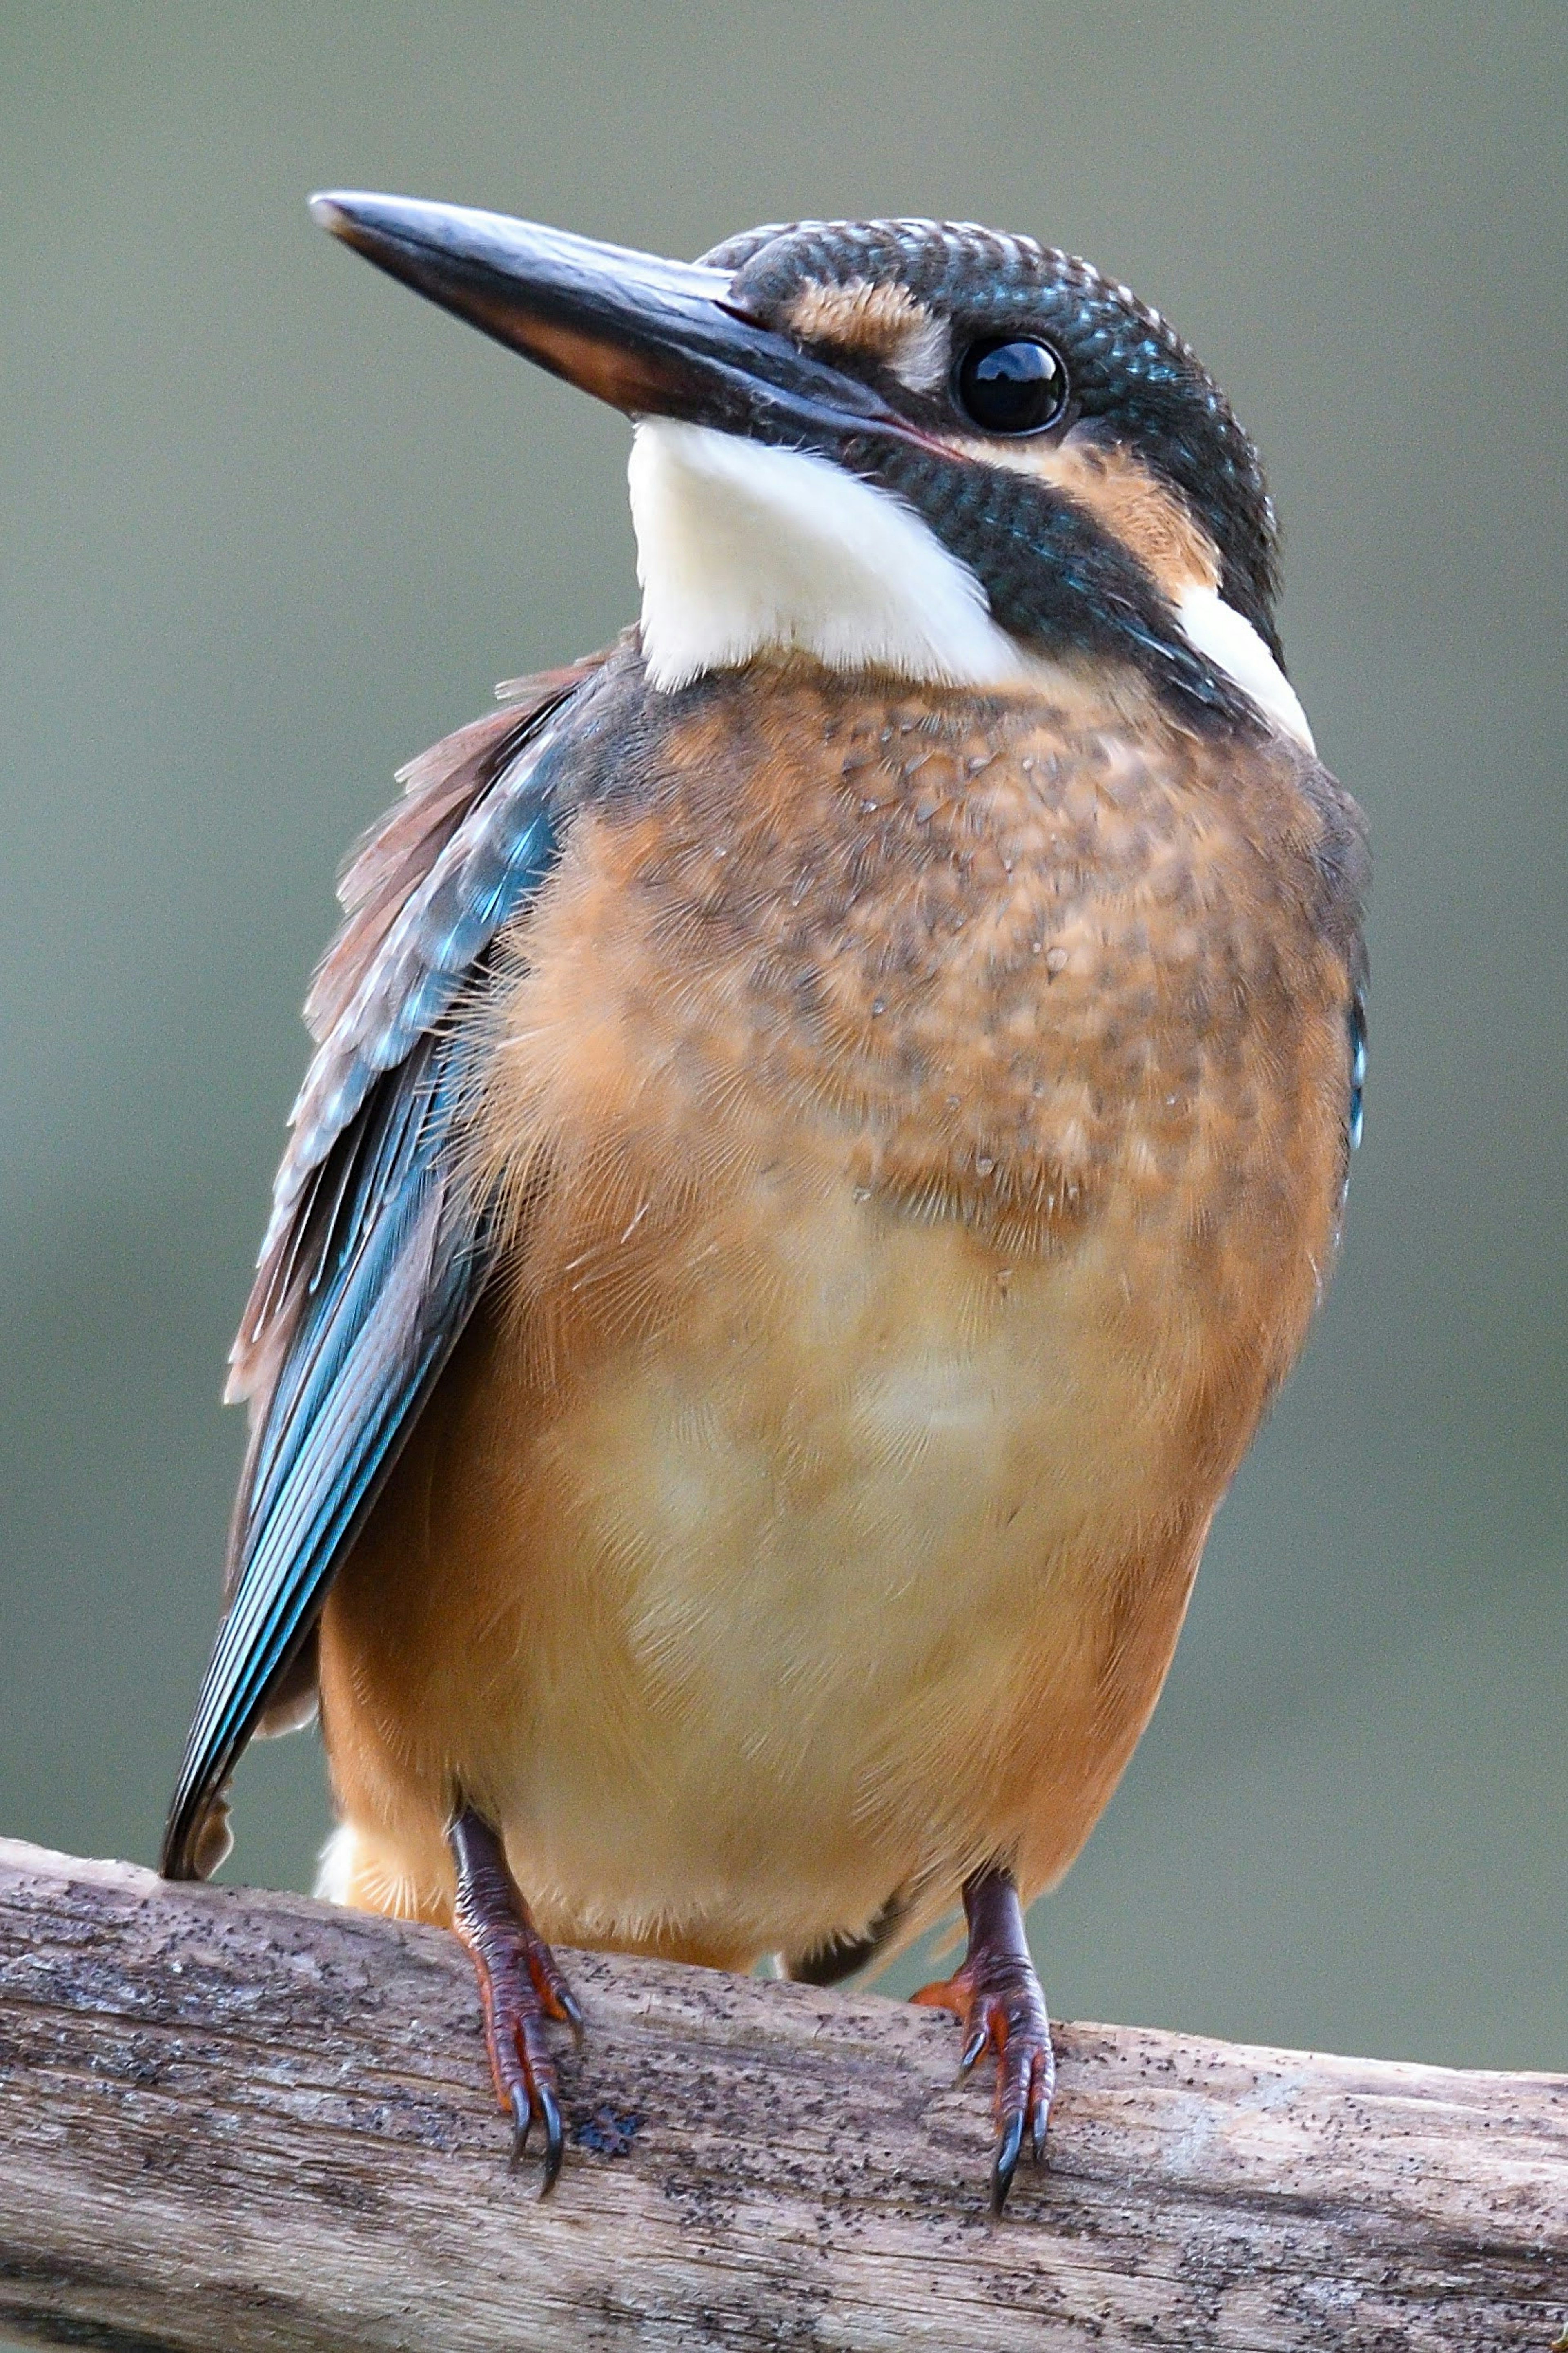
[{"left": 160, "top": 658, "right": 607, "bottom": 1879}]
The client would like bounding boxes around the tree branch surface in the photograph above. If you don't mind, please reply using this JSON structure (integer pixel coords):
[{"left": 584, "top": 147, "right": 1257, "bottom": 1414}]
[{"left": 0, "top": 1839, "right": 1561, "bottom": 2351}]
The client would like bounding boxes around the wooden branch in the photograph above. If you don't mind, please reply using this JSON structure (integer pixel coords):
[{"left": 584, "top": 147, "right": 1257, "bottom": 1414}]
[{"left": 0, "top": 1840, "right": 1562, "bottom": 2352}]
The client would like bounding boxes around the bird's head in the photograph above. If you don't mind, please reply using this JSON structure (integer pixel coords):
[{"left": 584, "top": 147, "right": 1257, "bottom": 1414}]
[{"left": 310, "top": 194, "right": 1310, "bottom": 748}]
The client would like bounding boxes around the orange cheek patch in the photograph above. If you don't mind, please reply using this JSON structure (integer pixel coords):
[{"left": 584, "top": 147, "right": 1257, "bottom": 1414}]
[{"left": 948, "top": 435, "right": 1223, "bottom": 604}]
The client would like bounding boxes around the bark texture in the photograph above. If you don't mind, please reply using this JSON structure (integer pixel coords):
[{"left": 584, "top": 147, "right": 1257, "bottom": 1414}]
[{"left": 0, "top": 1839, "right": 1562, "bottom": 2351}]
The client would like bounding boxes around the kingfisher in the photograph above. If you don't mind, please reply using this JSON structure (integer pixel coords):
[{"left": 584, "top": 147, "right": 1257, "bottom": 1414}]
[{"left": 160, "top": 192, "right": 1368, "bottom": 2213}]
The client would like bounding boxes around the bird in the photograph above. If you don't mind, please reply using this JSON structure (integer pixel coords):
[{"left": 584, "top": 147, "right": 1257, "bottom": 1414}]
[{"left": 160, "top": 191, "right": 1368, "bottom": 2214}]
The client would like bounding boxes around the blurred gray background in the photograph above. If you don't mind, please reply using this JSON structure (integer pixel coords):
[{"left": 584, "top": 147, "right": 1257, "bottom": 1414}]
[{"left": 1, "top": 2, "right": 1562, "bottom": 2076}]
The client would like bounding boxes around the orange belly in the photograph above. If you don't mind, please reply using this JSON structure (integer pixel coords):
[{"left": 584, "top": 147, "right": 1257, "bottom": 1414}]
[{"left": 315, "top": 668, "right": 1357, "bottom": 1965}]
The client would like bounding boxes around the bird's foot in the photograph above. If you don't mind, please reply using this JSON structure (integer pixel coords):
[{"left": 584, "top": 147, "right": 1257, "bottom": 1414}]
[
  {"left": 911, "top": 1865, "right": 1054, "bottom": 2214},
  {"left": 447, "top": 1806, "right": 584, "bottom": 2193}
]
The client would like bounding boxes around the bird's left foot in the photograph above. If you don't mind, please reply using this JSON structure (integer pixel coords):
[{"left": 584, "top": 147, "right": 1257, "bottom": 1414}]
[{"left": 912, "top": 1865, "right": 1054, "bottom": 2214}]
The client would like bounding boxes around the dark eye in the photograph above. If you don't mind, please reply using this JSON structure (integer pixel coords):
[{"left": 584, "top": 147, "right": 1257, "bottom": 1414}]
[{"left": 954, "top": 337, "right": 1068, "bottom": 435}]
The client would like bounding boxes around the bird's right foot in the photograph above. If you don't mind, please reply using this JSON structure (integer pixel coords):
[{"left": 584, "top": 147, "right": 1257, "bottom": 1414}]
[
  {"left": 447, "top": 1805, "right": 584, "bottom": 2192},
  {"left": 911, "top": 1864, "right": 1054, "bottom": 2214}
]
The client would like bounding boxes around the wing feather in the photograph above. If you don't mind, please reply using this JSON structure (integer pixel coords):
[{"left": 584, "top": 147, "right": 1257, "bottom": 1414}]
[{"left": 160, "top": 654, "right": 609, "bottom": 1880}]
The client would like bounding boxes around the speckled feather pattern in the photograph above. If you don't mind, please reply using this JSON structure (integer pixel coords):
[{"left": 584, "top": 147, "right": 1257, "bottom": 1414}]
[{"left": 312, "top": 647, "right": 1365, "bottom": 1960}]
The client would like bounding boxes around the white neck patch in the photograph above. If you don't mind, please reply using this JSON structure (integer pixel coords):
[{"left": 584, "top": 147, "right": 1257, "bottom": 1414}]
[
  {"left": 626, "top": 416, "right": 1317, "bottom": 756},
  {"left": 1175, "top": 581, "right": 1316, "bottom": 753},
  {"left": 628, "top": 419, "right": 1036, "bottom": 694}
]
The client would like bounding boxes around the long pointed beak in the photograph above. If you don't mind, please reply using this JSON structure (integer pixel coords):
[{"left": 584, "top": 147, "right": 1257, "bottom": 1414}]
[{"left": 309, "top": 191, "right": 904, "bottom": 447}]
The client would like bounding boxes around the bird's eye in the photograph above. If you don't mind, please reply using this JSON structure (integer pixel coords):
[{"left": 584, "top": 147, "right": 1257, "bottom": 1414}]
[{"left": 954, "top": 337, "right": 1068, "bottom": 435}]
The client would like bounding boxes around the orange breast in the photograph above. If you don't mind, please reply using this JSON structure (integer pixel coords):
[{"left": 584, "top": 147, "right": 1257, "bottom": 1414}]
[{"left": 317, "top": 662, "right": 1363, "bottom": 1963}]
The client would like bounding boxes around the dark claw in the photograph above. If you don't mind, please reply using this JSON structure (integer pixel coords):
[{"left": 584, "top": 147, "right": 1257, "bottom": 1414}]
[
  {"left": 559, "top": 1987, "right": 587, "bottom": 2047},
  {"left": 509, "top": 2083, "right": 532, "bottom": 2163},
  {"left": 992, "top": 2107, "right": 1026, "bottom": 2215},
  {"left": 537, "top": 2081, "right": 564, "bottom": 2196},
  {"left": 960, "top": 2025, "right": 989, "bottom": 2076}
]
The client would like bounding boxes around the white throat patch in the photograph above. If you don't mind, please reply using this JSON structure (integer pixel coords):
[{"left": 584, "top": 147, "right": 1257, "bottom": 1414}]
[
  {"left": 626, "top": 417, "right": 1317, "bottom": 756},
  {"left": 627, "top": 419, "right": 1035, "bottom": 694}
]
